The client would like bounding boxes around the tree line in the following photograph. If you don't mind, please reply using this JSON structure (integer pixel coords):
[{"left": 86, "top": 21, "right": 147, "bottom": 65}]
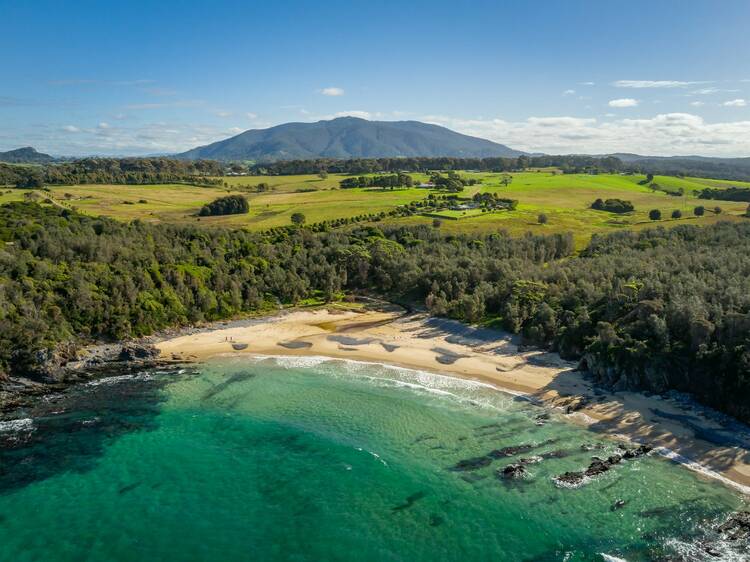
[
  {"left": 1, "top": 202, "right": 749, "bottom": 422},
  {"left": 0, "top": 158, "right": 224, "bottom": 187},
  {"left": 248, "top": 155, "right": 625, "bottom": 176}
]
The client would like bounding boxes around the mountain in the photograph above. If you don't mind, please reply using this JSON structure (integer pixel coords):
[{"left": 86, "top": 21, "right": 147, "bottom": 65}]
[
  {"left": 0, "top": 147, "right": 55, "bottom": 164},
  {"left": 176, "top": 117, "right": 524, "bottom": 161}
]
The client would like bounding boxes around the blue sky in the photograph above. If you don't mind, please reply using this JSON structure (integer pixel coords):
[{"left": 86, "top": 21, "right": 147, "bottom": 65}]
[{"left": 2, "top": 0, "right": 749, "bottom": 156}]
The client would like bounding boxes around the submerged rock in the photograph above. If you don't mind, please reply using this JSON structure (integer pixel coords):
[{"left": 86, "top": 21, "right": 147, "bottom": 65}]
[
  {"left": 392, "top": 491, "right": 427, "bottom": 512},
  {"left": 450, "top": 456, "right": 492, "bottom": 471},
  {"left": 487, "top": 444, "right": 534, "bottom": 459}
]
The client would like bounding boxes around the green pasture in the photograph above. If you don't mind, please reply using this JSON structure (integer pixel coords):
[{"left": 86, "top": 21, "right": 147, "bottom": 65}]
[{"left": 3, "top": 171, "right": 748, "bottom": 246}]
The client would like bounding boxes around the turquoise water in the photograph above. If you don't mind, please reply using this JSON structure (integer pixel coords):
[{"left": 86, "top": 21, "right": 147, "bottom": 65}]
[{"left": 0, "top": 356, "right": 746, "bottom": 561}]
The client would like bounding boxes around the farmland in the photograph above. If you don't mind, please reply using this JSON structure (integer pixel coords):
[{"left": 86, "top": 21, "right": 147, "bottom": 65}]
[{"left": 3, "top": 170, "right": 749, "bottom": 247}]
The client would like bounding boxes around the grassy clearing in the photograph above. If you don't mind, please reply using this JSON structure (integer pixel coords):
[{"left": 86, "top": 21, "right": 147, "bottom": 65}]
[{"left": 4, "top": 171, "right": 748, "bottom": 246}]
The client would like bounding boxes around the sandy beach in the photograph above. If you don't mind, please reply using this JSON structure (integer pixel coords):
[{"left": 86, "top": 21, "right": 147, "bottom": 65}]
[{"left": 156, "top": 305, "right": 750, "bottom": 493}]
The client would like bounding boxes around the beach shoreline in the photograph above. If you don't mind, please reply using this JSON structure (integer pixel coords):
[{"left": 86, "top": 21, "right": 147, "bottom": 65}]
[{"left": 155, "top": 306, "right": 750, "bottom": 494}]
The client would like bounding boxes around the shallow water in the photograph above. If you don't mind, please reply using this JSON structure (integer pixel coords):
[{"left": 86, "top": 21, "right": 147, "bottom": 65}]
[{"left": 0, "top": 356, "right": 746, "bottom": 561}]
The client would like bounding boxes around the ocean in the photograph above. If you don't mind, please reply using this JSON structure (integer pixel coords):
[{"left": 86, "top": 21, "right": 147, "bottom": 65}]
[{"left": 0, "top": 355, "right": 746, "bottom": 561}]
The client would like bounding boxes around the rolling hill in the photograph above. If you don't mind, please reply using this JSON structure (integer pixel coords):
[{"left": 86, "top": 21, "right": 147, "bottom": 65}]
[
  {"left": 175, "top": 117, "right": 524, "bottom": 161},
  {"left": 0, "top": 147, "right": 55, "bottom": 163}
]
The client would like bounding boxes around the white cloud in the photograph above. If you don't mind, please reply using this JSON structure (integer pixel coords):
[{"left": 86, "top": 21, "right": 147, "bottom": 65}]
[
  {"left": 98, "top": 122, "right": 110, "bottom": 129},
  {"left": 723, "top": 99, "right": 747, "bottom": 107},
  {"left": 691, "top": 87, "right": 739, "bottom": 95},
  {"left": 62, "top": 125, "right": 80, "bottom": 133},
  {"left": 562, "top": 89, "right": 576, "bottom": 96},
  {"left": 690, "top": 101, "right": 705, "bottom": 107},
  {"left": 613, "top": 80, "right": 706, "bottom": 89},
  {"left": 579, "top": 81, "right": 595, "bottom": 86},
  {"left": 421, "top": 112, "right": 750, "bottom": 157},
  {"left": 215, "top": 110, "right": 232, "bottom": 118},
  {"left": 608, "top": 98, "right": 639, "bottom": 108},
  {"left": 333, "top": 110, "right": 371, "bottom": 119},
  {"left": 245, "top": 112, "right": 258, "bottom": 120},
  {"left": 319, "top": 87, "right": 345, "bottom": 96}
]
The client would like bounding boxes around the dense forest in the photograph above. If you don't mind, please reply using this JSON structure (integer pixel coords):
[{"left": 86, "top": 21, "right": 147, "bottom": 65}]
[
  {"left": 1, "top": 201, "right": 749, "bottom": 422},
  {"left": 625, "top": 157, "right": 750, "bottom": 183},
  {"left": 0, "top": 158, "right": 223, "bottom": 187}
]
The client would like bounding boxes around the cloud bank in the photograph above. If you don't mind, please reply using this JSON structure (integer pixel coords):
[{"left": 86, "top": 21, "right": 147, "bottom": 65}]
[{"left": 423, "top": 113, "right": 750, "bottom": 157}]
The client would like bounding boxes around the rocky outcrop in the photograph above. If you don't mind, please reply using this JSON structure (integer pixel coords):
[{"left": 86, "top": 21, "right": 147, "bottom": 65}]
[
  {"left": 580, "top": 352, "right": 670, "bottom": 394},
  {"left": 10, "top": 343, "right": 79, "bottom": 382},
  {"left": 717, "top": 511, "right": 750, "bottom": 541},
  {"left": 118, "top": 343, "right": 160, "bottom": 362},
  {"left": 554, "top": 445, "right": 652, "bottom": 486},
  {"left": 498, "top": 463, "right": 527, "bottom": 479}
]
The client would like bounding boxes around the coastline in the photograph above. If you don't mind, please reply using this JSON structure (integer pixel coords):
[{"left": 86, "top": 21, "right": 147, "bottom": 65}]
[{"left": 156, "top": 306, "right": 750, "bottom": 494}]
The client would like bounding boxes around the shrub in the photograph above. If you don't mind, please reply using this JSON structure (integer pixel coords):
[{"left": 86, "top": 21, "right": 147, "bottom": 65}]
[
  {"left": 714, "top": 206, "right": 722, "bottom": 214},
  {"left": 649, "top": 209, "right": 662, "bottom": 221},
  {"left": 291, "top": 212, "right": 306, "bottom": 225},
  {"left": 694, "top": 206, "right": 705, "bottom": 216},
  {"left": 671, "top": 209, "right": 682, "bottom": 219},
  {"left": 538, "top": 213, "right": 548, "bottom": 224}
]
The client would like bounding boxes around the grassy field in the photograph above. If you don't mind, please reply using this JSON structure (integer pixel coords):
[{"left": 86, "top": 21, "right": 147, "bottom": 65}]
[{"left": 3, "top": 170, "right": 749, "bottom": 247}]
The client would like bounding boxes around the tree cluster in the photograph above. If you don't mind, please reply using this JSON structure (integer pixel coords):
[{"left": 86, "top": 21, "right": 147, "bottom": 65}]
[
  {"left": 198, "top": 195, "right": 249, "bottom": 216},
  {"left": 591, "top": 198, "right": 635, "bottom": 213},
  {"left": 339, "top": 173, "right": 414, "bottom": 189},
  {"left": 698, "top": 187, "right": 750, "bottom": 203}
]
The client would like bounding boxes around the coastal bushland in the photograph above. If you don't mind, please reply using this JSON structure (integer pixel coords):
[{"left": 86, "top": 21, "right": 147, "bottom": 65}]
[{"left": 1, "top": 201, "right": 749, "bottom": 421}]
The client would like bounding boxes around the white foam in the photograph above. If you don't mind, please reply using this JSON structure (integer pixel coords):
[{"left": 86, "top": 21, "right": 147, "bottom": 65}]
[
  {"left": 86, "top": 372, "right": 154, "bottom": 386},
  {"left": 654, "top": 446, "right": 750, "bottom": 496},
  {"left": 600, "top": 555, "right": 627, "bottom": 562},
  {"left": 0, "top": 418, "right": 34, "bottom": 432}
]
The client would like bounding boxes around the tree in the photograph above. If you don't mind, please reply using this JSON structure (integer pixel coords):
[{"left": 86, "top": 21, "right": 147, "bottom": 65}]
[
  {"left": 646, "top": 173, "right": 654, "bottom": 183},
  {"left": 500, "top": 174, "right": 513, "bottom": 188},
  {"left": 318, "top": 170, "right": 328, "bottom": 180},
  {"left": 432, "top": 218, "right": 442, "bottom": 228},
  {"left": 649, "top": 209, "right": 662, "bottom": 221},
  {"left": 694, "top": 205, "right": 705, "bottom": 216},
  {"left": 672, "top": 209, "right": 682, "bottom": 219},
  {"left": 714, "top": 206, "right": 723, "bottom": 214},
  {"left": 291, "top": 212, "right": 306, "bottom": 225},
  {"left": 537, "top": 213, "right": 548, "bottom": 225}
]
